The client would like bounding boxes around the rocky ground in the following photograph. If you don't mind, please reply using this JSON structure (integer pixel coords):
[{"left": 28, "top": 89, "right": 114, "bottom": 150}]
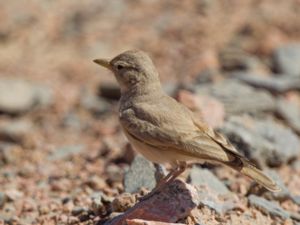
[{"left": 1, "top": 1, "right": 300, "bottom": 224}]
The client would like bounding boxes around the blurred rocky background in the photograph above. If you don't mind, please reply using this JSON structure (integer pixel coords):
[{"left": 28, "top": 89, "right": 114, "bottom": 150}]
[{"left": 1, "top": 0, "right": 300, "bottom": 224}]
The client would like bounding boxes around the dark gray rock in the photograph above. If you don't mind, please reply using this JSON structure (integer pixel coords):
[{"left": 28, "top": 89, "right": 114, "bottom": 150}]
[
  {"left": 248, "top": 195, "right": 290, "bottom": 219},
  {"left": 276, "top": 98, "right": 300, "bottom": 135},
  {"left": 273, "top": 43, "right": 300, "bottom": 77},
  {"left": 98, "top": 82, "right": 121, "bottom": 100},
  {"left": 221, "top": 116, "right": 300, "bottom": 167},
  {"left": 196, "top": 80, "right": 275, "bottom": 115},
  {"left": 189, "top": 166, "right": 230, "bottom": 196},
  {"left": 0, "top": 79, "right": 52, "bottom": 114},
  {"left": 124, "top": 155, "right": 157, "bottom": 193},
  {"left": 233, "top": 72, "right": 300, "bottom": 93},
  {"left": 48, "top": 145, "right": 84, "bottom": 161}
]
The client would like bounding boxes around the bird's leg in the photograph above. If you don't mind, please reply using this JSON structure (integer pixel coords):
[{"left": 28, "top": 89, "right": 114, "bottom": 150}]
[
  {"left": 163, "top": 161, "right": 187, "bottom": 186},
  {"left": 138, "top": 161, "right": 187, "bottom": 201}
]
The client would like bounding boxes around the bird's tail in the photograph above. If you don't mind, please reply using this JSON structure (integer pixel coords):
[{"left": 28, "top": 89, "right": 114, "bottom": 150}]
[{"left": 226, "top": 157, "right": 281, "bottom": 192}]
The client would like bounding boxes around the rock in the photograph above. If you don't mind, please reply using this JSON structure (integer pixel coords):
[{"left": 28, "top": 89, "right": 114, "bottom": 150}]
[
  {"left": 98, "top": 82, "right": 121, "bottom": 100},
  {"left": 81, "top": 90, "right": 111, "bottom": 115},
  {"left": 195, "top": 80, "right": 275, "bottom": 115},
  {"left": 189, "top": 167, "right": 230, "bottom": 196},
  {"left": 162, "top": 83, "right": 178, "bottom": 97},
  {"left": 178, "top": 90, "right": 225, "bottom": 128},
  {"left": 276, "top": 98, "right": 300, "bottom": 135},
  {"left": 233, "top": 72, "right": 300, "bottom": 93},
  {"left": 124, "top": 155, "right": 158, "bottom": 193},
  {"left": 111, "top": 193, "right": 136, "bottom": 213},
  {"left": 196, "top": 187, "right": 240, "bottom": 215},
  {"left": 248, "top": 195, "right": 290, "bottom": 220},
  {"left": 262, "top": 171, "right": 290, "bottom": 201},
  {"left": 273, "top": 43, "right": 300, "bottom": 76},
  {"left": 0, "top": 192, "right": 7, "bottom": 207},
  {"left": 221, "top": 116, "right": 300, "bottom": 167},
  {"left": 0, "top": 142, "right": 21, "bottom": 165},
  {"left": 126, "top": 219, "right": 185, "bottom": 225},
  {"left": 106, "top": 180, "right": 199, "bottom": 225},
  {"left": 71, "top": 206, "right": 89, "bottom": 216},
  {"left": 0, "top": 119, "right": 33, "bottom": 144},
  {"left": 5, "top": 189, "right": 23, "bottom": 201},
  {"left": 0, "top": 79, "right": 52, "bottom": 114},
  {"left": 90, "top": 192, "right": 113, "bottom": 216},
  {"left": 48, "top": 145, "right": 84, "bottom": 161},
  {"left": 107, "top": 164, "right": 124, "bottom": 183},
  {"left": 219, "top": 48, "right": 265, "bottom": 72}
]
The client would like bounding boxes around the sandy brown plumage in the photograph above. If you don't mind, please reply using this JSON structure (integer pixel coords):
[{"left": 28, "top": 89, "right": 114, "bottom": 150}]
[{"left": 94, "top": 50, "right": 280, "bottom": 192}]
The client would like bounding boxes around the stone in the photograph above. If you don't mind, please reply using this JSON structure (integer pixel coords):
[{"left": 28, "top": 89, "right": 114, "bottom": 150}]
[
  {"left": 273, "top": 43, "right": 300, "bottom": 76},
  {"left": 276, "top": 98, "right": 300, "bottom": 135},
  {"left": 106, "top": 180, "right": 199, "bottom": 225},
  {"left": 0, "top": 192, "right": 7, "bottom": 208},
  {"left": 219, "top": 48, "right": 265, "bottom": 72},
  {"left": 233, "top": 72, "right": 300, "bottom": 93},
  {"left": 178, "top": 90, "right": 225, "bottom": 128},
  {"left": 195, "top": 80, "right": 275, "bottom": 115},
  {"left": 262, "top": 170, "right": 290, "bottom": 201},
  {"left": 81, "top": 90, "right": 111, "bottom": 115},
  {"left": 248, "top": 195, "right": 290, "bottom": 220},
  {"left": 124, "top": 155, "right": 157, "bottom": 193},
  {"left": 0, "top": 119, "right": 33, "bottom": 144},
  {"left": 126, "top": 219, "right": 185, "bottom": 225},
  {"left": 98, "top": 82, "right": 121, "bottom": 100},
  {"left": 48, "top": 145, "right": 84, "bottom": 161},
  {"left": 0, "top": 79, "right": 52, "bottom": 114},
  {"left": 71, "top": 206, "right": 89, "bottom": 216},
  {"left": 221, "top": 116, "right": 300, "bottom": 167},
  {"left": 111, "top": 193, "right": 136, "bottom": 213},
  {"left": 189, "top": 166, "right": 230, "bottom": 196}
]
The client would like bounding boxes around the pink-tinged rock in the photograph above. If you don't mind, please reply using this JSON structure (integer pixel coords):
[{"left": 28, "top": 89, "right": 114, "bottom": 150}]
[
  {"left": 126, "top": 219, "right": 185, "bottom": 225},
  {"left": 106, "top": 180, "right": 200, "bottom": 225},
  {"left": 177, "top": 90, "right": 225, "bottom": 128}
]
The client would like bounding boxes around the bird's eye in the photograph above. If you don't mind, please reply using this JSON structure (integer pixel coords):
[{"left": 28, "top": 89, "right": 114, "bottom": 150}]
[{"left": 117, "top": 65, "right": 124, "bottom": 70}]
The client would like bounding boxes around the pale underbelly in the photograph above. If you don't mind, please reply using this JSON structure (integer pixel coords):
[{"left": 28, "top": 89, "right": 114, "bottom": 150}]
[{"left": 123, "top": 129, "right": 199, "bottom": 164}]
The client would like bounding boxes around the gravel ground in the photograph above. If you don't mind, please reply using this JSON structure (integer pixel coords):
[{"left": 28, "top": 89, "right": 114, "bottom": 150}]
[{"left": 0, "top": 1, "right": 300, "bottom": 224}]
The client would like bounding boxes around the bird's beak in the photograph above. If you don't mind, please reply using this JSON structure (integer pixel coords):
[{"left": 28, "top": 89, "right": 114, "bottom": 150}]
[{"left": 93, "top": 58, "right": 112, "bottom": 70}]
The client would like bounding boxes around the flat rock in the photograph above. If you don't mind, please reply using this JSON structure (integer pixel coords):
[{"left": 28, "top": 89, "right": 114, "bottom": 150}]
[
  {"left": 0, "top": 79, "right": 52, "bottom": 114},
  {"left": 233, "top": 72, "right": 300, "bottom": 93},
  {"left": 276, "top": 98, "right": 300, "bottom": 135},
  {"left": 248, "top": 195, "right": 290, "bottom": 220},
  {"left": 189, "top": 167, "right": 230, "bottom": 196},
  {"left": 106, "top": 180, "right": 200, "bottom": 225},
  {"left": 272, "top": 43, "right": 300, "bottom": 77},
  {"left": 124, "top": 155, "right": 157, "bottom": 194},
  {"left": 221, "top": 116, "right": 300, "bottom": 167},
  {"left": 262, "top": 170, "right": 290, "bottom": 201},
  {"left": 0, "top": 119, "right": 33, "bottom": 144},
  {"left": 48, "top": 145, "right": 84, "bottom": 161},
  {"left": 195, "top": 80, "right": 275, "bottom": 115}
]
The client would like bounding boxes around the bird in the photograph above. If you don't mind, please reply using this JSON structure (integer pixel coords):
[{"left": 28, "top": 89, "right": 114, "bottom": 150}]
[{"left": 93, "top": 50, "right": 281, "bottom": 194}]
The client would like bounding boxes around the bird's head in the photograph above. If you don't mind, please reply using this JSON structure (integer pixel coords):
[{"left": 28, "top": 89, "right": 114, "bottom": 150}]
[{"left": 94, "top": 50, "right": 160, "bottom": 93}]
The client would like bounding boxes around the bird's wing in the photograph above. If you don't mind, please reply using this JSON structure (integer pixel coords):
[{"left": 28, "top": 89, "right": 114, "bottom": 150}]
[{"left": 120, "top": 105, "right": 237, "bottom": 163}]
